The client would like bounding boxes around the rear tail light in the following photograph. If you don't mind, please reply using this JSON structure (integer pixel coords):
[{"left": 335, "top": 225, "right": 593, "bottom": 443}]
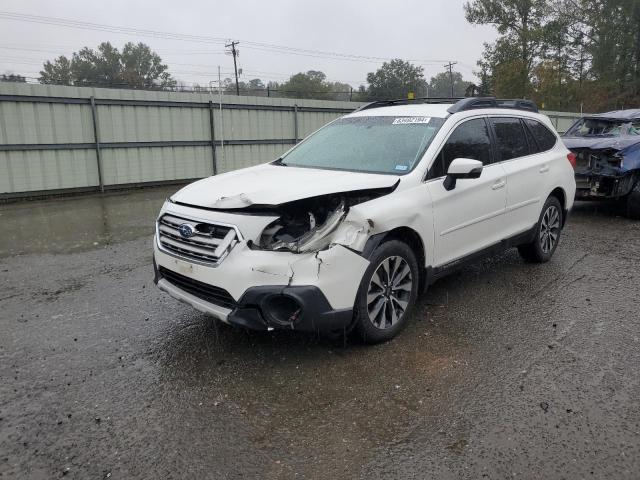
[{"left": 567, "top": 152, "right": 577, "bottom": 168}]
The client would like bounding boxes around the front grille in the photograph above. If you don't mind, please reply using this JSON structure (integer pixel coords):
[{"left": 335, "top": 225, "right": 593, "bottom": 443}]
[
  {"left": 157, "top": 213, "right": 239, "bottom": 265},
  {"left": 159, "top": 267, "right": 237, "bottom": 309}
]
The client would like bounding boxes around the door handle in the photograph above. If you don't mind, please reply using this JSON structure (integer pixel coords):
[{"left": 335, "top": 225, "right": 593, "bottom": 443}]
[
  {"left": 539, "top": 165, "right": 550, "bottom": 173},
  {"left": 491, "top": 180, "right": 506, "bottom": 190}
]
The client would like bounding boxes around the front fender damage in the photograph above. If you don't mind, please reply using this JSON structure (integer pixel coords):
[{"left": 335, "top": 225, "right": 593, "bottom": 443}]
[
  {"left": 244, "top": 243, "right": 369, "bottom": 310},
  {"left": 254, "top": 183, "right": 398, "bottom": 254}
]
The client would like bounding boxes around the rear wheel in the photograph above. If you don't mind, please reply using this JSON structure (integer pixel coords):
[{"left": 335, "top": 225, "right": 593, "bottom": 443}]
[
  {"left": 518, "top": 196, "right": 563, "bottom": 263},
  {"left": 353, "top": 240, "right": 419, "bottom": 344},
  {"left": 626, "top": 181, "right": 640, "bottom": 220}
]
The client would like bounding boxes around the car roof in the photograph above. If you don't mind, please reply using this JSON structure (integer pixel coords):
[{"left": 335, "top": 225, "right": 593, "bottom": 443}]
[
  {"left": 345, "top": 103, "right": 547, "bottom": 121},
  {"left": 588, "top": 109, "right": 640, "bottom": 120},
  {"left": 346, "top": 103, "right": 453, "bottom": 118}
]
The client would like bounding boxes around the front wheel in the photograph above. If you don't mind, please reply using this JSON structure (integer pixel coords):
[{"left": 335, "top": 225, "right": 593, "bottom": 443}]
[
  {"left": 518, "top": 196, "right": 563, "bottom": 263},
  {"left": 353, "top": 240, "right": 420, "bottom": 344}
]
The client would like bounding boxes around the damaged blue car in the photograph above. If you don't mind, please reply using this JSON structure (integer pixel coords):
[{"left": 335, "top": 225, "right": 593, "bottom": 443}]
[{"left": 562, "top": 109, "right": 640, "bottom": 219}]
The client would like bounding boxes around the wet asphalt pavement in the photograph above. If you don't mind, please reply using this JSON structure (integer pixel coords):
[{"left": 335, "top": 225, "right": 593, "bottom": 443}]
[{"left": 1, "top": 187, "right": 639, "bottom": 479}]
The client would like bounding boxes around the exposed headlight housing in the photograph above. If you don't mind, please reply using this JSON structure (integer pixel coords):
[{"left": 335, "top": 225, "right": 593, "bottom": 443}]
[{"left": 260, "top": 201, "right": 346, "bottom": 253}]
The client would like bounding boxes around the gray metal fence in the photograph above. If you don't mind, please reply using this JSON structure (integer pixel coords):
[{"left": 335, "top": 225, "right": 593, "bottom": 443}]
[
  {"left": 0, "top": 83, "right": 584, "bottom": 199},
  {"left": 0, "top": 83, "right": 359, "bottom": 198}
]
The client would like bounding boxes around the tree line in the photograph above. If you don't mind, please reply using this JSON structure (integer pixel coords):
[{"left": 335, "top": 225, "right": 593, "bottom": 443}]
[
  {"left": 1, "top": 40, "right": 472, "bottom": 102},
  {"left": 466, "top": 0, "right": 640, "bottom": 111},
  {"left": 3, "top": 0, "right": 638, "bottom": 114},
  {"left": 211, "top": 63, "right": 473, "bottom": 101}
]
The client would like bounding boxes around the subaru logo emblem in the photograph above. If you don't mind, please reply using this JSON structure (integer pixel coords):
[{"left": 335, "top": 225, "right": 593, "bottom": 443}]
[{"left": 178, "top": 224, "right": 194, "bottom": 238}]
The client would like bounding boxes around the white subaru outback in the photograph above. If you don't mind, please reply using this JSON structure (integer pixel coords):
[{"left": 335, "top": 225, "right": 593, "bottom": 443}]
[{"left": 153, "top": 97, "right": 576, "bottom": 343}]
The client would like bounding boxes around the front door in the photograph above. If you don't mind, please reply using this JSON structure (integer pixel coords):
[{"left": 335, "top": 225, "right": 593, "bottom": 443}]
[{"left": 425, "top": 117, "right": 508, "bottom": 266}]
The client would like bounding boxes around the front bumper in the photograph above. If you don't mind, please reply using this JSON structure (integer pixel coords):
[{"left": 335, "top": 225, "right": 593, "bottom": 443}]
[
  {"left": 152, "top": 202, "right": 370, "bottom": 332},
  {"left": 153, "top": 258, "right": 355, "bottom": 332}
]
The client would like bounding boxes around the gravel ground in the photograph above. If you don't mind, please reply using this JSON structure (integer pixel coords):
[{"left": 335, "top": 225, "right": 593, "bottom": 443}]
[{"left": 1, "top": 187, "right": 639, "bottom": 479}]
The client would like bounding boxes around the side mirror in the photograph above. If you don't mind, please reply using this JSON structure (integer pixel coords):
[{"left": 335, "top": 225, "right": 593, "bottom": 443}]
[{"left": 443, "top": 158, "right": 483, "bottom": 191}]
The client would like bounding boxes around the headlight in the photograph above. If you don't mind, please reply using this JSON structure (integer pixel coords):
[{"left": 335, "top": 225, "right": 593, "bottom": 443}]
[{"left": 260, "top": 202, "right": 346, "bottom": 253}]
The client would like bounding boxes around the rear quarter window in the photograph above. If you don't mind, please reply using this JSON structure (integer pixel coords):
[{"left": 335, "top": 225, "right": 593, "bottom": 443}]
[{"left": 525, "top": 119, "right": 557, "bottom": 152}]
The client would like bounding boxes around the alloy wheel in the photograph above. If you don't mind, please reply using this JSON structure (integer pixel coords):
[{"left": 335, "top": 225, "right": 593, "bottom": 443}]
[
  {"left": 366, "top": 256, "right": 413, "bottom": 329},
  {"left": 540, "top": 205, "right": 560, "bottom": 254}
]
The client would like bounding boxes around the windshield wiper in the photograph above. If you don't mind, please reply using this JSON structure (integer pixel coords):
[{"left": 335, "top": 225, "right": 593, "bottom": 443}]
[{"left": 272, "top": 157, "right": 288, "bottom": 166}]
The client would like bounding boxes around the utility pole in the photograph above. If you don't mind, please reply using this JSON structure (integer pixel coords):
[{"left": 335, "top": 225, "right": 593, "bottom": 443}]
[
  {"left": 225, "top": 41, "right": 240, "bottom": 96},
  {"left": 444, "top": 61, "right": 458, "bottom": 97}
]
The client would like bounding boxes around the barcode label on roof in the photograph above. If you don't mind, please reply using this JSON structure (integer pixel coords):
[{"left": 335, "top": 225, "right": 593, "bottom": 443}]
[{"left": 392, "top": 117, "right": 431, "bottom": 125}]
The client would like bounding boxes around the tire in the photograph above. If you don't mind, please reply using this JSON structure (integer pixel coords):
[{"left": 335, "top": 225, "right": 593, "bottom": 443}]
[
  {"left": 626, "top": 181, "right": 640, "bottom": 220},
  {"left": 353, "top": 240, "right": 420, "bottom": 344},
  {"left": 517, "top": 196, "right": 563, "bottom": 263}
]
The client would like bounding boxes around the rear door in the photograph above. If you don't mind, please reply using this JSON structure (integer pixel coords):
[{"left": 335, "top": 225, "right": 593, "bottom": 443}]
[
  {"left": 426, "top": 117, "right": 508, "bottom": 266},
  {"left": 490, "top": 117, "right": 550, "bottom": 236}
]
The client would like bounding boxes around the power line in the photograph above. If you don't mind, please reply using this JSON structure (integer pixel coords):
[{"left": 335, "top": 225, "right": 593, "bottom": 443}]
[{"left": 0, "top": 11, "right": 455, "bottom": 66}]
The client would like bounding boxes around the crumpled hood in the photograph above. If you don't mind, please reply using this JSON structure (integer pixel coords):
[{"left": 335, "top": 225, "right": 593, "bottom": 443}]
[
  {"left": 562, "top": 135, "right": 640, "bottom": 151},
  {"left": 171, "top": 163, "right": 401, "bottom": 208}
]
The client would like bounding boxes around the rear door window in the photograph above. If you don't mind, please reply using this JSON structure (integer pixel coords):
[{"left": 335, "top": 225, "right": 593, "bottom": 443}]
[
  {"left": 525, "top": 119, "right": 557, "bottom": 152},
  {"left": 490, "top": 117, "right": 529, "bottom": 161},
  {"left": 428, "top": 118, "right": 493, "bottom": 179}
]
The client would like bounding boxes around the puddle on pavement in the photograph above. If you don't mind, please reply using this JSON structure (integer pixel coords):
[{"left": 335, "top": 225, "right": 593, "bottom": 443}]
[{"left": 0, "top": 186, "right": 183, "bottom": 258}]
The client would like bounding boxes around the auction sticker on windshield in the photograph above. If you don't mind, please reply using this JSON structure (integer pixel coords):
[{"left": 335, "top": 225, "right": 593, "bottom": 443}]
[{"left": 392, "top": 117, "right": 431, "bottom": 125}]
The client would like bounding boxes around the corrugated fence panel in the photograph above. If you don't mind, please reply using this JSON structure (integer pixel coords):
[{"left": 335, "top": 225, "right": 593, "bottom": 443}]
[
  {"left": 298, "top": 111, "right": 342, "bottom": 138},
  {"left": 0, "top": 149, "right": 98, "bottom": 193},
  {"left": 101, "top": 146, "right": 212, "bottom": 185},
  {"left": 98, "top": 105, "right": 210, "bottom": 143},
  {"left": 0, "top": 100, "right": 93, "bottom": 145},
  {"left": 541, "top": 110, "right": 581, "bottom": 133},
  {"left": 218, "top": 107, "right": 295, "bottom": 142},
  {"left": 217, "top": 144, "right": 290, "bottom": 173},
  {"left": 0, "top": 82, "right": 587, "bottom": 198}
]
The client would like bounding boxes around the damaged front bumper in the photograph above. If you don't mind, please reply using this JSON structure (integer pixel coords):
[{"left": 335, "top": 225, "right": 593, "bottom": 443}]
[{"left": 153, "top": 232, "right": 369, "bottom": 333}]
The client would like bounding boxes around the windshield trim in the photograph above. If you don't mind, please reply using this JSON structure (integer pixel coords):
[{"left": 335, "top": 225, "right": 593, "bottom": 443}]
[
  {"left": 271, "top": 161, "right": 405, "bottom": 176},
  {"left": 275, "top": 115, "right": 446, "bottom": 176}
]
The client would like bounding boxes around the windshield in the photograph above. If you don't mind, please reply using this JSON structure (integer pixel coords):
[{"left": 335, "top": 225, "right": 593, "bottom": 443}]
[
  {"left": 278, "top": 116, "right": 446, "bottom": 174},
  {"left": 565, "top": 118, "right": 640, "bottom": 137}
]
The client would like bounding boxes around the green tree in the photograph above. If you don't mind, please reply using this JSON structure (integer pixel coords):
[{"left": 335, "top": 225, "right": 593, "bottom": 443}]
[
  {"left": 465, "top": 0, "right": 551, "bottom": 97},
  {"left": 1, "top": 72, "right": 27, "bottom": 83},
  {"left": 223, "top": 78, "right": 267, "bottom": 95},
  {"left": 365, "top": 59, "right": 427, "bottom": 100},
  {"left": 39, "top": 42, "right": 175, "bottom": 89},
  {"left": 428, "top": 71, "right": 472, "bottom": 97},
  {"left": 40, "top": 56, "right": 73, "bottom": 85},
  {"left": 70, "top": 43, "right": 121, "bottom": 86},
  {"left": 326, "top": 81, "right": 353, "bottom": 101},
  {"left": 277, "top": 71, "right": 331, "bottom": 99},
  {"left": 120, "top": 43, "right": 175, "bottom": 88}
]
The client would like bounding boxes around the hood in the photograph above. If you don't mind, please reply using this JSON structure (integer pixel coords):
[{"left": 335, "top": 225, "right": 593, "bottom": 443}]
[
  {"left": 171, "top": 163, "right": 401, "bottom": 209},
  {"left": 562, "top": 135, "right": 640, "bottom": 151}
]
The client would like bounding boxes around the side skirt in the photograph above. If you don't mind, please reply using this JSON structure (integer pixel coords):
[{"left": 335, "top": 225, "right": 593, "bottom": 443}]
[{"left": 425, "top": 224, "right": 537, "bottom": 286}]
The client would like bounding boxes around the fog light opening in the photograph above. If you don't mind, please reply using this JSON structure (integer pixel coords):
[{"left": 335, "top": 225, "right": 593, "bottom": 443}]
[{"left": 264, "top": 295, "right": 302, "bottom": 326}]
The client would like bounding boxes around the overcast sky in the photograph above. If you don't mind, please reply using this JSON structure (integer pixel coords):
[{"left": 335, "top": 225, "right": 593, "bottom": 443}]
[{"left": 0, "top": 0, "right": 498, "bottom": 88}]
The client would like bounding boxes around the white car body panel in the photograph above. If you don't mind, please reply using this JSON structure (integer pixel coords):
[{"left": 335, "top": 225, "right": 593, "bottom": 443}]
[
  {"left": 427, "top": 163, "right": 508, "bottom": 266},
  {"left": 171, "top": 163, "right": 400, "bottom": 208},
  {"left": 154, "top": 232, "right": 368, "bottom": 310}
]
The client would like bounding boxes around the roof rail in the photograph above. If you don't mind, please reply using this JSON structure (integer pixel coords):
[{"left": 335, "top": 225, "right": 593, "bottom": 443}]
[
  {"left": 353, "top": 96, "right": 539, "bottom": 114},
  {"left": 447, "top": 97, "right": 539, "bottom": 113},
  {"left": 354, "top": 97, "right": 465, "bottom": 112}
]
